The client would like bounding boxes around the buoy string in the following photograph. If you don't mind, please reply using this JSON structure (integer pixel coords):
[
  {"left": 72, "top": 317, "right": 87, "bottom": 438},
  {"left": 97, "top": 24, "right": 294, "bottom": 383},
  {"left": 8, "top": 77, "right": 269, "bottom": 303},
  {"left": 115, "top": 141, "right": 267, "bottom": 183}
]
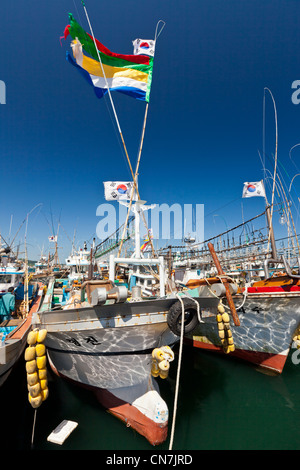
[
  {"left": 169, "top": 294, "right": 185, "bottom": 450},
  {"left": 31, "top": 409, "right": 37, "bottom": 449}
]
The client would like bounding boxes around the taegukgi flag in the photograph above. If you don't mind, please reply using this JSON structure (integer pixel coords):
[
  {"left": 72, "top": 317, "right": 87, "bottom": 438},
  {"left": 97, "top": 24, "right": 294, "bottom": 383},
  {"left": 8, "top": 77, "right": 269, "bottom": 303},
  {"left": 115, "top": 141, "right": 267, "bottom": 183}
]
[
  {"left": 132, "top": 39, "right": 155, "bottom": 57},
  {"left": 48, "top": 235, "right": 57, "bottom": 242},
  {"left": 103, "top": 181, "right": 137, "bottom": 201},
  {"left": 242, "top": 181, "right": 266, "bottom": 198}
]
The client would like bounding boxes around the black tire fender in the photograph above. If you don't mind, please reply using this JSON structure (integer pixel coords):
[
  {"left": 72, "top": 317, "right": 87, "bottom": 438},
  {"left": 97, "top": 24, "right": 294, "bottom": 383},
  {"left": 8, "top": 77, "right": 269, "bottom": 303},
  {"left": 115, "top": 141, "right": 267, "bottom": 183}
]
[{"left": 167, "top": 298, "right": 200, "bottom": 336}]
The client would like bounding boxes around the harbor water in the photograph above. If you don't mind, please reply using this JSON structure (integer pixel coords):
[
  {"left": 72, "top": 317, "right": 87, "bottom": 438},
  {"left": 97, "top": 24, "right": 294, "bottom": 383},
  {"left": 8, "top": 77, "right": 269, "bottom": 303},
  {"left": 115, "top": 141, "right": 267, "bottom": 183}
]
[{"left": 3, "top": 343, "right": 300, "bottom": 451}]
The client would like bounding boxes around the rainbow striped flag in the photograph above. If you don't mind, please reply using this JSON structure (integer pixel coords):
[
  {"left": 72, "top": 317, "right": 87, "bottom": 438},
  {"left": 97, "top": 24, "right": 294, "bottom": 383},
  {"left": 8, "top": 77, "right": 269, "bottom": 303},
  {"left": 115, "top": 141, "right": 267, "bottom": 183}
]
[{"left": 63, "top": 14, "right": 154, "bottom": 102}]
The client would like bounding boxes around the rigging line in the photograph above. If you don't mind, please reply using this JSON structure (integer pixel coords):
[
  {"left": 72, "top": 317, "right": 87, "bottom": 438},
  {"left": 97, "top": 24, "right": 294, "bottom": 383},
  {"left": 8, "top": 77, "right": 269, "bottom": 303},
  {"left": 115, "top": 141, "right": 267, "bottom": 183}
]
[
  {"left": 267, "top": 154, "right": 300, "bottom": 244},
  {"left": 72, "top": 0, "right": 84, "bottom": 28},
  {"left": 80, "top": 1, "right": 139, "bottom": 198},
  {"left": 155, "top": 20, "right": 166, "bottom": 41},
  {"left": 260, "top": 148, "right": 300, "bottom": 219},
  {"left": 10, "top": 203, "right": 43, "bottom": 249},
  {"left": 263, "top": 89, "right": 266, "bottom": 186},
  {"left": 71, "top": 2, "right": 129, "bottom": 172},
  {"left": 289, "top": 143, "right": 300, "bottom": 173},
  {"left": 264, "top": 87, "right": 278, "bottom": 251},
  {"left": 264, "top": 168, "right": 299, "bottom": 255},
  {"left": 204, "top": 197, "right": 241, "bottom": 219}
]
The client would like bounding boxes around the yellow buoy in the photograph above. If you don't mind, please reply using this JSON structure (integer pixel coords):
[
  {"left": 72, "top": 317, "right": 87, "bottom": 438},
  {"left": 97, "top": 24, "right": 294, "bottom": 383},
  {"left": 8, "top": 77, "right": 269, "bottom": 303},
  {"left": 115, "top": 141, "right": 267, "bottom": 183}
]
[
  {"left": 25, "top": 328, "right": 49, "bottom": 409},
  {"left": 218, "top": 303, "right": 225, "bottom": 313},
  {"left": 37, "top": 329, "right": 47, "bottom": 343},
  {"left": 26, "top": 359, "right": 37, "bottom": 374},
  {"left": 216, "top": 314, "right": 223, "bottom": 323},
  {"left": 27, "top": 330, "right": 38, "bottom": 346},
  {"left": 218, "top": 330, "right": 225, "bottom": 339},
  {"left": 41, "top": 388, "right": 49, "bottom": 401},
  {"left": 39, "top": 379, "right": 48, "bottom": 390},
  {"left": 28, "top": 393, "right": 43, "bottom": 409},
  {"left": 158, "top": 360, "right": 170, "bottom": 371},
  {"left": 27, "top": 372, "right": 39, "bottom": 386},
  {"left": 35, "top": 343, "right": 46, "bottom": 357},
  {"left": 151, "top": 361, "right": 160, "bottom": 377},
  {"left": 152, "top": 348, "right": 165, "bottom": 362},
  {"left": 28, "top": 382, "right": 41, "bottom": 398},
  {"left": 161, "top": 345, "right": 174, "bottom": 361},
  {"left": 222, "top": 312, "right": 230, "bottom": 323},
  {"left": 36, "top": 355, "right": 47, "bottom": 369},
  {"left": 24, "top": 346, "right": 36, "bottom": 362},
  {"left": 38, "top": 368, "right": 47, "bottom": 380},
  {"left": 159, "top": 369, "right": 169, "bottom": 379}
]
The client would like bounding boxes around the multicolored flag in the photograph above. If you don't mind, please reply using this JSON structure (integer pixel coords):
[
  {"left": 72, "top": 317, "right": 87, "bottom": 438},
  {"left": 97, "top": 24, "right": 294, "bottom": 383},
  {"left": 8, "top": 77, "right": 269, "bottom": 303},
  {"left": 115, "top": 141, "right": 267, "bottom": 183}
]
[
  {"left": 63, "top": 14, "right": 154, "bottom": 102},
  {"left": 242, "top": 181, "right": 266, "bottom": 198},
  {"left": 140, "top": 229, "right": 153, "bottom": 252}
]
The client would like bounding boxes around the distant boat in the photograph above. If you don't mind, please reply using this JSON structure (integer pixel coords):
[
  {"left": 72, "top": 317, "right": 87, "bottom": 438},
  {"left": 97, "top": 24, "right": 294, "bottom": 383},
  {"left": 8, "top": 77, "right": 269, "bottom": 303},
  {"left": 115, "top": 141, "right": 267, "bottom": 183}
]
[{"left": 65, "top": 242, "right": 90, "bottom": 282}]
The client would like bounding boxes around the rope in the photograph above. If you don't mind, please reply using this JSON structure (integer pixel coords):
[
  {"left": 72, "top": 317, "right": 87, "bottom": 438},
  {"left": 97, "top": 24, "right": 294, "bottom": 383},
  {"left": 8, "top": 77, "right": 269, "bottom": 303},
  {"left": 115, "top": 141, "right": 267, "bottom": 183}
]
[
  {"left": 203, "top": 276, "right": 248, "bottom": 312},
  {"left": 31, "top": 409, "right": 37, "bottom": 449},
  {"left": 169, "top": 293, "right": 185, "bottom": 450},
  {"left": 181, "top": 292, "right": 203, "bottom": 323}
]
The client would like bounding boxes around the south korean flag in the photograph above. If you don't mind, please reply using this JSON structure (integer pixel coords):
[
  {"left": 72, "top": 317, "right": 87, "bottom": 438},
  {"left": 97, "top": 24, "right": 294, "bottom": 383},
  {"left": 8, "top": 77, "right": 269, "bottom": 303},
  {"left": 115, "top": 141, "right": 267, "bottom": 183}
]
[
  {"left": 103, "top": 181, "right": 137, "bottom": 201},
  {"left": 132, "top": 39, "right": 155, "bottom": 57}
]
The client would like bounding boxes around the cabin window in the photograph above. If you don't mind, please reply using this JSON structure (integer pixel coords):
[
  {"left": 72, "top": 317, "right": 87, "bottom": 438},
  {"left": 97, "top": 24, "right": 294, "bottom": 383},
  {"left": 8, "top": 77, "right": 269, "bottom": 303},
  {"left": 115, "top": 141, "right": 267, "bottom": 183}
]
[{"left": 0, "top": 275, "right": 12, "bottom": 284}]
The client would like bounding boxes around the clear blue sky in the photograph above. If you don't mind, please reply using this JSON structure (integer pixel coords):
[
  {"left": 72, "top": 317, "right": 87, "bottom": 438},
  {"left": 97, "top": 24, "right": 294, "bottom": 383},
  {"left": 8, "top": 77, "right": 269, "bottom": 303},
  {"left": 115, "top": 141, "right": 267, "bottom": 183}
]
[{"left": 1, "top": 0, "right": 300, "bottom": 260}]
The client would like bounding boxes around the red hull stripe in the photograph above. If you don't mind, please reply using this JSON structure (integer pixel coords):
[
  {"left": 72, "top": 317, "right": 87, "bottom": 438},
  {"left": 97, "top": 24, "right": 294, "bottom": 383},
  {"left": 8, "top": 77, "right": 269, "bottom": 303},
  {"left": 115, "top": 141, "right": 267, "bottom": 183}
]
[
  {"left": 184, "top": 337, "right": 288, "bottom": 374},
  {"left": 247, "top": 285, "right": 300, "bottom": 293},
  {"left": 95, "top": 388, "right": 168, "bottom": 446}
]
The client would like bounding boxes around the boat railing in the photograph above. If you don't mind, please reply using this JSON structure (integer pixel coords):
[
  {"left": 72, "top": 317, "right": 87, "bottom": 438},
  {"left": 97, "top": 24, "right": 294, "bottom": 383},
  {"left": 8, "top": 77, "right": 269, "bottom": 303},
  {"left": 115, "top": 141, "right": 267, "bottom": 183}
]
[
  {"left": 264, "top": 256, "right": 300, "bottom": 279},
  {"left": 109, "top": 255, "right": 166, "bottom": 297}
]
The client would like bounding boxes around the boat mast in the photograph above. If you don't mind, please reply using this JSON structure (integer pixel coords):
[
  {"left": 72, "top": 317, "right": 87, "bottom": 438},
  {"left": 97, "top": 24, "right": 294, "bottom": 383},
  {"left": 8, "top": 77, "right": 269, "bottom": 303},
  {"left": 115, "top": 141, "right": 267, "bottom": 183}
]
[
  {"left": 81, "top": 1, "right": 158, "bottom": 259},
  {"left": 263, "top": 88, "right": 278, "bottom": 259},
  {"left": 265, "top": 201, "right": 277, "bottom": 259}
]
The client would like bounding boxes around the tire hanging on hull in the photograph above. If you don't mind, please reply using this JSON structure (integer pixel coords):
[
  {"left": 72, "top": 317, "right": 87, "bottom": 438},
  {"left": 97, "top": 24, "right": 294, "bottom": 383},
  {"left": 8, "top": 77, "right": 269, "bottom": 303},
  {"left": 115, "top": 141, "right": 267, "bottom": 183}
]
[{"left": 167, "top": 298, "right": 199, "bottom": 336}]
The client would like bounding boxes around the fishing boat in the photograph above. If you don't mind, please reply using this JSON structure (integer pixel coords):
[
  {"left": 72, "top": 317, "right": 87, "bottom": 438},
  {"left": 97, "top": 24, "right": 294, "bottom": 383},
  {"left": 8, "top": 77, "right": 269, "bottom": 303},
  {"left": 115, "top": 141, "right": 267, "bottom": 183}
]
[
  {"left": 32, "top": 257, "right": 218, "bottom": 444},
  {"left": 34, "top": 254, "right": 48, "bottom": 275},
  {"left": 181, "top": 218, "right": 300, "bottom": 375},
  {"left": 0, "top": 283, "right": 44, "bottom": 386},
  {"left": 159, "top": 162, "right": 300, "bottom": 374},
  {"left": 65, "top": 242, "right": 90, "bottom": 282},
  {"left": 30, "top": 11, "right": 221, "bottom": 445},
  {"left": 184, "top": 262, "right": 300, "bottom": 374}
]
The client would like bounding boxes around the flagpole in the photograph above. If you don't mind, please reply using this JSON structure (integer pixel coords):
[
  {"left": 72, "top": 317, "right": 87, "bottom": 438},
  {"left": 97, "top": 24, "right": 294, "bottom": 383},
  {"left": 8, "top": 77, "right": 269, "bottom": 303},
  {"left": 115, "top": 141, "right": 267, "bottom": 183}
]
[
  {"left": 81, "top": 4, "right": 163, "bottom": 261},
  {"left": 81, "top": 1, "right": 158, "bottom": 259},
  {"left": 81, "top": 1, "right": 139, "bottom": 198},
  {"left": 117, "top": 103, "right": 149, "bottom": 257},
  {"left": 117, "top": 20, "right": 165, "bottom": 258}
]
